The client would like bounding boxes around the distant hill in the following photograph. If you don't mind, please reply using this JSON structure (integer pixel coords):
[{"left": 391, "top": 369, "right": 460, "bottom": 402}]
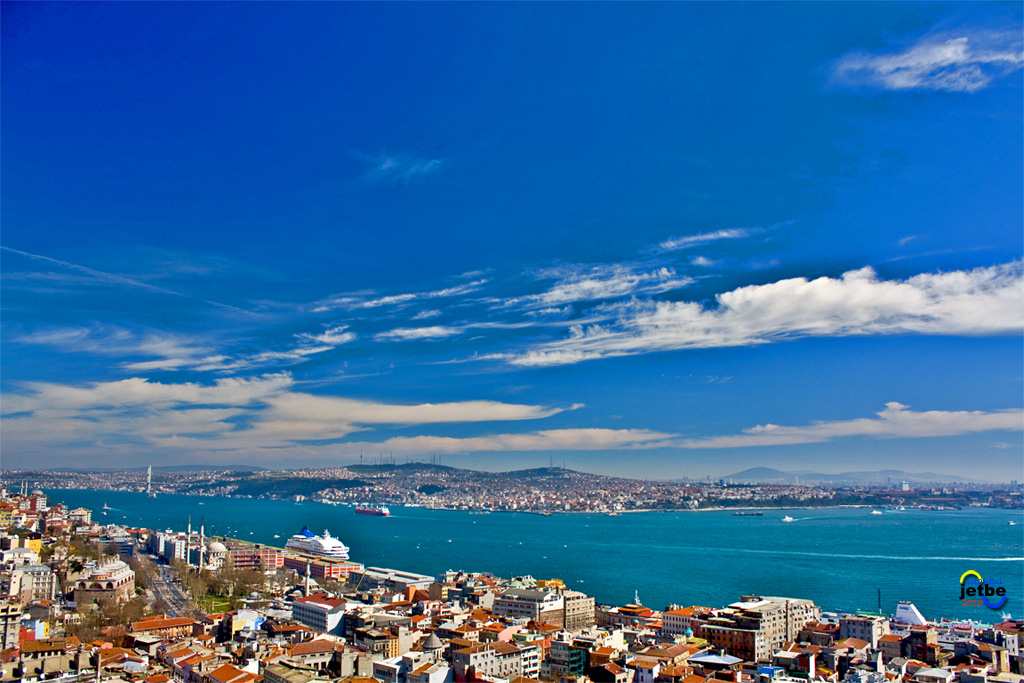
[
  {"left": 720, "top": 467, "right": 793, "bottom": 482},
  {"left": 496, "top": 467, "right": 574, "bottom": 479},
  {"left": 346, "top": 463, "right": 461, "bottom": 475},
  {"left": 723, "top": 467, "right": 987, "bottom": 485}
]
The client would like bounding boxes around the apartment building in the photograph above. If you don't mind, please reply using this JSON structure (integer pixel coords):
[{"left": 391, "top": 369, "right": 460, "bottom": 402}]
[
  {"left": 701, "top": 596, "right": 819, "bottom": 662},
  {"left": 493, "top": 588, "right": 565, "bottom": 627},
  {"left": 291, "top": 593, "right": 347, "bottom": 635}
]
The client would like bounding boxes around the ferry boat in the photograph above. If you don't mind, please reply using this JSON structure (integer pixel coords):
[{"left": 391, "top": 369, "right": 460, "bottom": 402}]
[
  {"left": 284, "top": 527, "right": 351, "bottom": 559},
  {"left": 733, "top": 511, "right": 764, "bottom": 516},
  {"left": 355, "top": 505, "right": 390, "bottom": 517}
]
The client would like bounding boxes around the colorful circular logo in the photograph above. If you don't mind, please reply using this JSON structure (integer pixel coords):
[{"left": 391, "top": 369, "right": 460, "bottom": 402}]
[{"left": 960, "top": 570, "right": 1008, "bottom": 610}]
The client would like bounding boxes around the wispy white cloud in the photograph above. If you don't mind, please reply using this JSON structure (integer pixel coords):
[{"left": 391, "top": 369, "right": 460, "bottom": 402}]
[
  {"left": 502, "top": 265, "right": 692, "bottom": 309},
  {"left": 364, "top": 154, "right": 445, "bottom": 182},
  {"left": 15, "top": 320, "right": 359, "bottom": 375},
  {"left": 356, "top": 293, "right": 419, "bottom": 309},
  {"left": 374, "top": 326, "right": 462, "bottom": 342},
  {"left": 296, "top": 324, "right": 357, "bottom": 346},
  {"left": 832, "top": 30, "right": 1024, "bottom": 92},
  {"left": 413, "top": 309, "right": 443, "bottom": 320},
  {"left": 193, "top": 345, "right": 335, "bottom": 373},
  {"left": 313, "top": 279, "right": 488, "bottom": 312},
  {"left": 188, "top": 323, "right": 357, "bottom": 372},
  {"left": 500, "top": 261, "right": 1024, "bottom": 366},
  {"left": 676, "top": 403, "right": 1023, "bottom": 449},
  {"left": 124, "top": 356, "right": 230, "bottom": 372},
  {"left": 528, "top": 306, "right": 573, "bottom": 318},
  {"left": 13, "top": 325, "right": 229, "bottom": 373},
  {"left": 650, "top": 228, "right": 758, "bottom": 254}
]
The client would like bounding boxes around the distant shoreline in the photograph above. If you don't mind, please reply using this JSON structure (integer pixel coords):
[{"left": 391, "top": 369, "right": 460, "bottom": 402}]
[{"left": 15, "top": 485, "right": 1019, "bottom": 514}]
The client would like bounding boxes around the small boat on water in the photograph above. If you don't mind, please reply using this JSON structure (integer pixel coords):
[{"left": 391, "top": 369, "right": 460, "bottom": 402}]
[
  {"left": 782, "top": 516, "right": 795, "bottom": 523},
  {"left": 872, "top": 510, "right": 883, "bottom": 515},
  {"left": 102, "top": 503, "right": 110, "bottom": 510},
  {"left": 733, "top": 511, "right": 764, "bottom": 516}
]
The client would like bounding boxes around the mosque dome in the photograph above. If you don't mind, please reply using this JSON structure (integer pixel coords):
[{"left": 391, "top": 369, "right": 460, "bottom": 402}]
[{"left": 422, "top": 632, "right": 444, "bottom": 651}]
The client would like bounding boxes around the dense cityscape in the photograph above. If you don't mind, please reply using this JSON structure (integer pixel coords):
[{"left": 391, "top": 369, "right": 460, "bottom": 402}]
[
  {"left": 0, "top": 486, "right": 1022, "bottom": 683},
  {"left": 3, "top": 467, "right": 1021, "bottom": 515}
]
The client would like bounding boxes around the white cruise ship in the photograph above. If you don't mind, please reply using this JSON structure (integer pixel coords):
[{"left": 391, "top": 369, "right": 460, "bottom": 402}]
[{"left": 284, "top": 526, "right": 350, "bottom": 559}]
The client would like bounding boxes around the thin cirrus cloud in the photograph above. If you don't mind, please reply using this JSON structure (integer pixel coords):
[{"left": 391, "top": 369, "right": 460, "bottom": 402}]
[
  {"left": 831, "top": 30, "right": 1024, "bottom": 92},
  {"left": 184, "top": 324, "right": 357, "bottom": 373},
  {"left": 676, "top": 403, "right": 1024, "bottom": 449},
  {"left": 296, "top": 324, "right": 357, "bottom": 346},
  {"left": 374, "top": 326, "right": 463, "bottom": 342},
  {"left": 14, "top": 322, "right": 356, "bottom": 374},
  {"left": 500, "top": 264, "right": 693, "bottom": 309},
  {"left": 121, "top": 324, "right": 356, "bottom": 373},
  {"left": 649, "top": 228, "right": 759, "bottom": 254},
  {"left": 13, "top": 325, "right": 229, "bottom": 373},
  {"left": 363, "top": 154, "right": 445, "bottom": 182},
  {"left": 313, "top": 279, "right": 488, "bottom": 313},
  {"left": 499, "top": 261, "right": 1024, "bottom": 367}
]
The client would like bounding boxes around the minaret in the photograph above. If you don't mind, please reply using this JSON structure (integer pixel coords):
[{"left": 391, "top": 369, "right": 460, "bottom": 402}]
[
  {"left": 304, "top": 561, "right": 311, "bottom": 597},
  {"left": 147, "top": 466, "right": 152, "bottom": 496},
  {"left": 199, "top": 524, "right": 206, "bottom": 572}
]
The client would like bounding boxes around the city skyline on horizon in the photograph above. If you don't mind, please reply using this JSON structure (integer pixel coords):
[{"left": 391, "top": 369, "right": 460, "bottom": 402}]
[{"left": 2, "top": 3, "right": 1022, "bottom": 481}]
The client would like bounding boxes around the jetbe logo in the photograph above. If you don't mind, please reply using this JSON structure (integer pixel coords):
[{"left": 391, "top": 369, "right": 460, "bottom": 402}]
[{"left": 959, "top": 570, "right": 1007, "bottom": 609}]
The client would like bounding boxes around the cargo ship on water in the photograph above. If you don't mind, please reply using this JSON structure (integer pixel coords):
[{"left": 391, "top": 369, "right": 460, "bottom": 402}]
[{"left": 355, "top": 505, "right": 390, "bottom": 517}]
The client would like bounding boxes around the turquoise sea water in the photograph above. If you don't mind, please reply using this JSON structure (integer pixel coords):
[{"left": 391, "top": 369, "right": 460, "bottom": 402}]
[{"left": 52, "top": 489, "right": 1023, "bottom": 621}]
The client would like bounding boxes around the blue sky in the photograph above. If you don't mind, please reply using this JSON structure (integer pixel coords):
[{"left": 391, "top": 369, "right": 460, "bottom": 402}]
[{"left": 2, "top": 2, "right": 1021, "bottom": 480}]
